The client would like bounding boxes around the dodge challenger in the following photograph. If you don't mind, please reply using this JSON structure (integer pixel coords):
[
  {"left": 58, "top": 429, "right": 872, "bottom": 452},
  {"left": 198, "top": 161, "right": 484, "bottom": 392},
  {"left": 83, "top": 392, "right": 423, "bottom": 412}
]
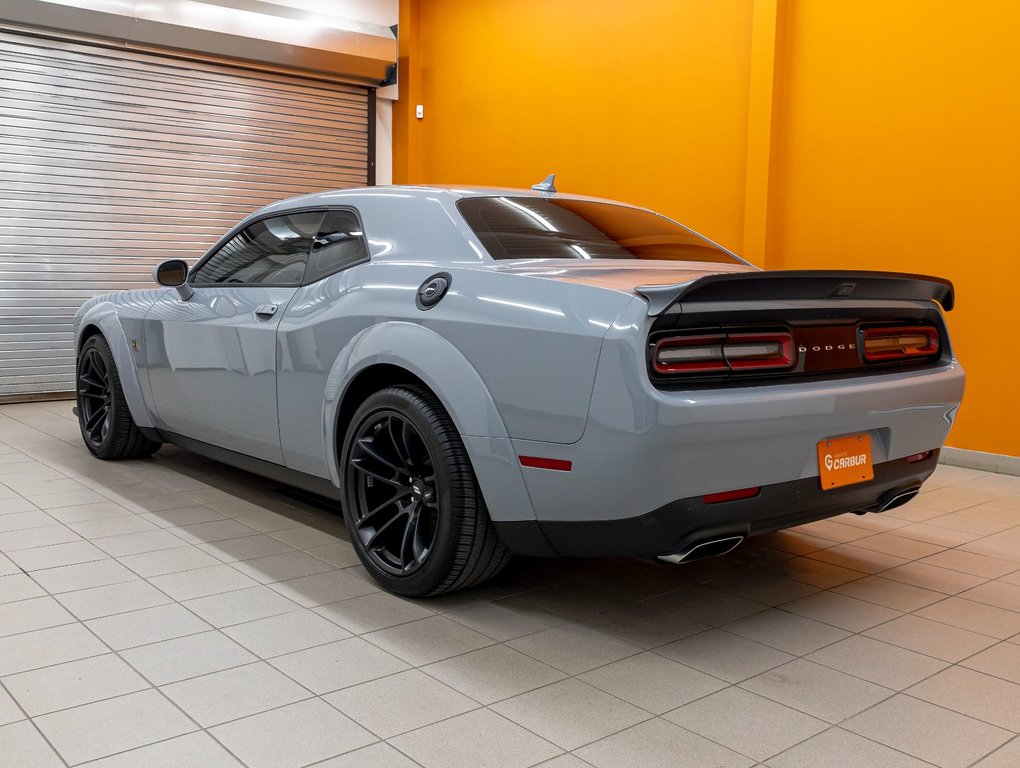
[{"left": 73, "top": 180, "right": 965, "bottom": 596}]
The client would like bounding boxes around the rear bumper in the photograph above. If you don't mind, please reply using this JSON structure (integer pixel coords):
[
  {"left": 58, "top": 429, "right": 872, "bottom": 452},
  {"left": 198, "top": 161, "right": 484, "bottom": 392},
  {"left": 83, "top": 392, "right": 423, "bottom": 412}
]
[{"left": 495, "top": 451, "right": 938, "bottom": 557}]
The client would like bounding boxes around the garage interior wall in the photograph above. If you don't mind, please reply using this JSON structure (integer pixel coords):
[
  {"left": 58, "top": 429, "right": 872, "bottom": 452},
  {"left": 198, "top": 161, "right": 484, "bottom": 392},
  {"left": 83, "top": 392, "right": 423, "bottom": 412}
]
[{"left": 394, "top": 0, "right": 1020, "bottom": 458}]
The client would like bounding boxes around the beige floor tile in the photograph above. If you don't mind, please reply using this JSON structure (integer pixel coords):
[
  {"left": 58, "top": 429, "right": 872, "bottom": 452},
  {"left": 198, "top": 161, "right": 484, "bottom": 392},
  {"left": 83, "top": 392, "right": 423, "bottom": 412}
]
[
  {"left": 183, "top": 585, "right": 301, "bottom": 627},
  {"left": 741, "top": 659, "right": 893, "bottom": 723},
  {"left": 915, "top": 596, "right": 1020, "bottom": 638},
  {"left": 7, "top": 540, "right": 109, "bottom": 572},
  {"left": 139, "top": 505, "right": 227, "bottom": 528},
  {"left": 805, "top": 634, "right": 948, "bottom": 689},
  {"left": 86, "top": 603, "right": 211, "bottom": 650},
  {"left": 644, "top": 584, "right": 766, "bottom": 627},
  {"left": 879, "top": 561, "right": 987, "bottom": 594},
  {"left": 765, "top": 726, "right": 935, "bottom": 768},
  {"left": 0, "top": 720, "right": 64, "bottom": 768},
  {"left": 666, "top": 686, "right": 826, "bottom": 761},
  {"left": 233, "top": 550, "right": 336, "bottom": 584},
  {"left": 722, "top": 609, "right": 850, "bottom": 656},
  {"left": 422, "top": 643, "right": 566, "bottom": 704},
  {"left": 364, "top": 615, "right": 493, "bottom": 666},
  {"left": 267, "top": 568, "right": 379, "bottom": 608},
  {"left": 0, "top": 572, "right": 46, "bottom": 603},
  {"left": 211, "top": 698, "right": 375, "bottom": 768},
  {"left": 907, "top": 665, "right": 1020, "bottom": 730},
  {"left": 161, "top": 661, "right": 310, "bottom": 727},
  {"left": 658, "top": 628, "right": 794, "bottom": 683},
  {"left": 315, "top": 591, "right": 436, "bottom": 634},
  {"left": 2, "top": 653, "right": 148, "bottom": 716},
  {"left": 325, "top": 669, "right": 477, "bottom": 738},
  {"left": 197, "top": 533, "right": 297, "bottom": 562},
  {"left": 222, "top": 609, "right": 351, "bottom": 658},
  {"left": 575, "top": 718, "right": 751, "bottom": 768},
  {"left": 0, "top": 524, "right": 82, "bottom": 553},
  {"left": 148, "top": 563, "right": 259, "bottom": 601},
  {"left": 806, "top": 544, "right": 908, "bottom": 574},
  {"left": 117, "top": 545, "right": 223, "bottom": 577},
  {"left": 391, "top": 708, "right": 561, "bottom": 768},
  {"left": 843, "top": 694, "right": 1011, "bottom": 768},
  {"left": 831, "top": 575, "right": 945, "bottom": 612},
  {"left": 166, "top": 519, "right": 260, "bottom": 545},
  {"left": 0, "top": 510, "right": 58, "bottom": 533},
  {"left": 0, "top": 622, "right": 107, "bottom": 676},
  {"left": 894, "top": 521, "right": 983, "bottom": 547},
  {"left": 781, "top": 591, "right": 901, "bottom": 632},
  {"left": 0, "top": 685, "right": 22, "bottom": 726},
  {"left": 33, "top": 689, "right": 196, "bottom": 765},
  {"left": 120, "top": 629, "right": 257, "bottom": 685},
  {"left": 972, "top": 736, "right": 1020, "bottom": 768},
  {"left": 92, "top": 529, "right": 187, "bottom": 558},
  {"left": 493, "top": 678, "right": 648, "bottom": 750},
  {"left": 579, "top": 651, "right": 726, "bottom": 714},
  {"left": 444, "top": 597, "right": 567, "bottom": 642},
  {"left": 797, "top": 519, "right": 872, "bottom": 543},
  {"left": 962, "top": 640, "right": 1020, "bottom": 684},
  {"left": 921, "top": 549, "right": 1019, "bottom": 579},
  {"left": 507, "top": 623, "right": 641, "bottom": 675},
  {"left": 25, "top": 489, "right": 109, "bottom": 510},
  {"left": 767, "top": 556, "right": 868, "bottom": 589},
  {"left": 766, "top": 529, "right": 837, "bottom": 556},
  {"left": 864, "top": 613, "right": 998, "bottom": 661},
  {"left": 303, "top": 541, "right": 362, "bottom": 568},
  {"left": 269, "top": 525, "right": 343, "bottom": 550},
  {"left": 312, "top": 742, "right": 421, "bottom": 768},
  {"left": 83, "top": 731, "right": 244, "bottom": 768},
  {"left": 270, "top": 636, "right": 409, "bottom": 694},
  {"left": 708, "top": 573, "right": 819, "bottom": 607},
  {"left": 0, "top": 596, "right": 75, "bottom": 637},
  {"left": 55, "top": 579, "right": 172, "bottom": 620},
  {"left": 850, "top": 532, "right": 945, "bottom": 560},
  {"left": 67, "top": 515, "right": 158, "bottom": 539},
  {"left": 960, "top": 580, "right": 1020, "bottom": 612}
]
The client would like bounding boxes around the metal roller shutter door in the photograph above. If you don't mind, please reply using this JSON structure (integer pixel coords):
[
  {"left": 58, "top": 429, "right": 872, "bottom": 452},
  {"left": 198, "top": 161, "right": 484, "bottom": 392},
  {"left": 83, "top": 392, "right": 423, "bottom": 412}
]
[{"left": 0, "top": 29, "right": 371, "bottom": 398}]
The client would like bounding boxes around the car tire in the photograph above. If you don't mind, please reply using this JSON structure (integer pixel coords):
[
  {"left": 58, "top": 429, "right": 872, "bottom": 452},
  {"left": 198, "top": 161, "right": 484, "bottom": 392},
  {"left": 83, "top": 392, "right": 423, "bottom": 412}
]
[
  {"left": 76, "top": 335, "right": 162, "bottom": 460},
  {"left": 341, "top": 385, "right": 511, "bottom": 597}
]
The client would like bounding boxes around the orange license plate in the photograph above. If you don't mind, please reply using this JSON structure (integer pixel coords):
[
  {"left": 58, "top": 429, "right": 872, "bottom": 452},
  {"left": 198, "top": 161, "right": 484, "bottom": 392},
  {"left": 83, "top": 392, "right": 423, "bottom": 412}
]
[{"left": 817, "top": 433, "right": 874, "bottom": 490}]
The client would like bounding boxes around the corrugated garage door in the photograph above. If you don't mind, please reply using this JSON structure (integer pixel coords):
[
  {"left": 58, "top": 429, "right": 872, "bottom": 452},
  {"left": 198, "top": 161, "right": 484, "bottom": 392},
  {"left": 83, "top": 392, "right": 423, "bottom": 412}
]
[{"left": 0, "top": 29, "right": 371, "bottom": 398}]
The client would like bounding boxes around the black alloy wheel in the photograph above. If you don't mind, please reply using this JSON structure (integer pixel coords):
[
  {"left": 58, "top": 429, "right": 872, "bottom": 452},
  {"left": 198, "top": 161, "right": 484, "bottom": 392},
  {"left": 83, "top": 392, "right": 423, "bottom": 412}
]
[
  {"left": 77, "top": 343, "right": 113, "bottom": 449},
  {"left": 348, "top": 410, "right": 440, "bottom": 576},
  {"left": 75, "top": 335, "right": 161, "bottom": 460},
  {"left": 341, "top": 386, "right": 511, "bottom": 596}
]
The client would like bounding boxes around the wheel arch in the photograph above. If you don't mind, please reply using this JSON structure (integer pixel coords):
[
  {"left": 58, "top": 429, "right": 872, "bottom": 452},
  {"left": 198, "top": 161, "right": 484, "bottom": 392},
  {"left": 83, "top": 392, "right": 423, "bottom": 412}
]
[
  {"left": 323, "top": 322, "right": 537, "bottom": 523},
  {"left": 75, "top": 303, "right": 155, "bottom": 428}
]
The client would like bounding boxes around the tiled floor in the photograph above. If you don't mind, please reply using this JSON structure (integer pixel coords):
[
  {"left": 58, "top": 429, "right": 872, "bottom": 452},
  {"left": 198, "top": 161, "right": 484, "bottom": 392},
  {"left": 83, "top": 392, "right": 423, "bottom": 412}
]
[{"left": 1, "top": 401, "right": 1019, "bottom": 768}]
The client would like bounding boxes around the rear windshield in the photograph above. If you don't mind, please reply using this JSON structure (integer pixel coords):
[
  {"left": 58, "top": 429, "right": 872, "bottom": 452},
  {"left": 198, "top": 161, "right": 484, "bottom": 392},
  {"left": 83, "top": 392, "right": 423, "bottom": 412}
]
[{"left": 458, "top": 197, "right": 740, "bottom": 263}]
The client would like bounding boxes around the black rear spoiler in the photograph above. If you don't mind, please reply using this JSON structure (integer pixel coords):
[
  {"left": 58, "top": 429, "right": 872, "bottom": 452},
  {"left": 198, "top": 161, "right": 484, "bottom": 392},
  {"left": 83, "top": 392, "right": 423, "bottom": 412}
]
[{"left": 635, "top": 270, "right": 955, "bottom": 316}]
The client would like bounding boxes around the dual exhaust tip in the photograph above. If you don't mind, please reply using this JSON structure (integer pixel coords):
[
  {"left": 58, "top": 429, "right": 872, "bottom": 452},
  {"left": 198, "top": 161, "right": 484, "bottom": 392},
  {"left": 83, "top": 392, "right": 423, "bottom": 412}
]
[{"left": 657, "top": 486, "right": 922, "bottom": 565}]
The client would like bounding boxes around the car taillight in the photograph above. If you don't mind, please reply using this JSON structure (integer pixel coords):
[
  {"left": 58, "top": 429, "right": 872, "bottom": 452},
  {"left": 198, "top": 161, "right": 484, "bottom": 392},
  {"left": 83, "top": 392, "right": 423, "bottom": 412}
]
[
  {"left": 654, "top": 331, "right": 794, "bottom": 375},
  {"left": 861, "top": 326, "right": 939, "bottom": 361}
]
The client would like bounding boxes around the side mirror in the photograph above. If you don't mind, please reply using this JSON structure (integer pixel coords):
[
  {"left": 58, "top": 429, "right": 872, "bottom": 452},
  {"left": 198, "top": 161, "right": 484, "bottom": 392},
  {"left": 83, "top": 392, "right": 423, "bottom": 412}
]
[{"left": 153, "top": 259, "right": 194, "bottom": 301}]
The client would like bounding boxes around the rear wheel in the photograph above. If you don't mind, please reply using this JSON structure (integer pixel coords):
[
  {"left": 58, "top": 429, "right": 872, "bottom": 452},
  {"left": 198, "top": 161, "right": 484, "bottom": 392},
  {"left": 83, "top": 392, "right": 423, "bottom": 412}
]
[
  {"left": 341, "top": 385, "right": 510, "bottom": 596},
  {"left": 76, "top": 335, "right": 161, "bottom": 460}
]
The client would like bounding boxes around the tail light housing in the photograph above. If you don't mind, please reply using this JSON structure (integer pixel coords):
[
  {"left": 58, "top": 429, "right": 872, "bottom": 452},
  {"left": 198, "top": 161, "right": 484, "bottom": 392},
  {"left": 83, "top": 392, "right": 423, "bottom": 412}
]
[
  {"left": 654, "top": 331, "right": 793, "bottom": 375},
  {"left": 861, "top": 326, "right": 939, "bottom": 362}
]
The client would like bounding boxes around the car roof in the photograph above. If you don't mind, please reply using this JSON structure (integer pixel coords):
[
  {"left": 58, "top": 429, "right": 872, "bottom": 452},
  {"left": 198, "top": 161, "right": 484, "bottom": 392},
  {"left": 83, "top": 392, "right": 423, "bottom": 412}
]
[{"left": 249, "top": 184, "right": 650, "bottom": 220}]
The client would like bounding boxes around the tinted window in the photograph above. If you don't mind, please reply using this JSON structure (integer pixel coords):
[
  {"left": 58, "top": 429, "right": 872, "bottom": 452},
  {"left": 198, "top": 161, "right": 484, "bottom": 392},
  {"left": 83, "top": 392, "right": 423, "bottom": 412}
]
[
  {"left": 191, "top": 212, "right": 323, "bottom": 286},
  {"left": 458, "top": 197, "right": 740, "bottom": 263},
  {"left": 304, "top": 209, "right": 369, "bottom": 283}
]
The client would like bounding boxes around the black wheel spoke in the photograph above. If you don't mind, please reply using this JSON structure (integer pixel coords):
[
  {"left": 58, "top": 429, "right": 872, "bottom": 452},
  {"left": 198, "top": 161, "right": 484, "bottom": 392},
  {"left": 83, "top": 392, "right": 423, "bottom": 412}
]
[
  {"left": 86, "top": 405, "right": 108, "bottom": 441},
  {"left": 347, "top": 409, "right": 441, "bottom": 577},
  {"left": 77, "top": 345, "right": 113, "bottom": 449}
]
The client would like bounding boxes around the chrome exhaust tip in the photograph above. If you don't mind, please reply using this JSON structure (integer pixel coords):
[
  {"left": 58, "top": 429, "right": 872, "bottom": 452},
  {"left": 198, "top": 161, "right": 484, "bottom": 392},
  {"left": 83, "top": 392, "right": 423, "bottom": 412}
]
[
  {"left": 658, "top": 535, "right": 745, "bottom": 565},
  {"left": 876, "top": 487, "right": 921, "bottom": 513}
]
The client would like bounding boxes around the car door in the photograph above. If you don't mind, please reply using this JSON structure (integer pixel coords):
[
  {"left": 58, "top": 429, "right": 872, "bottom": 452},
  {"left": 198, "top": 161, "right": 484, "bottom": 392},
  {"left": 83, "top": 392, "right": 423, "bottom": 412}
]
[{"left": 144, "top": 210, "right": 323, "bottom": 463}]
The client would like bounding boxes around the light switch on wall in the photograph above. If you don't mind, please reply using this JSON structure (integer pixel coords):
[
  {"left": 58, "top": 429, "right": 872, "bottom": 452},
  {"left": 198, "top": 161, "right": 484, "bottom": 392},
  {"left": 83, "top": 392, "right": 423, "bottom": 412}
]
[{"left": 415, "top": 104, "right": 424, "bottom": 119}]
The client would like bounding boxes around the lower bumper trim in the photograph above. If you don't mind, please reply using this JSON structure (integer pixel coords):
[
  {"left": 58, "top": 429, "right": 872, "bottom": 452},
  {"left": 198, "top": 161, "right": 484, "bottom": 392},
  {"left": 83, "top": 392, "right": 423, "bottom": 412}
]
[{"left": 496, "top": 450, "right": 939, "bottom": 558}]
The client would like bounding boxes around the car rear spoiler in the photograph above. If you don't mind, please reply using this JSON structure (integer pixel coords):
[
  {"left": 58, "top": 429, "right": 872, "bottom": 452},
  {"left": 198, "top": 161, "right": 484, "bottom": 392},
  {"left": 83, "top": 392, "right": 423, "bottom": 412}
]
[{"left": 635, "top": 270, "right": 955, "bottom": 316}]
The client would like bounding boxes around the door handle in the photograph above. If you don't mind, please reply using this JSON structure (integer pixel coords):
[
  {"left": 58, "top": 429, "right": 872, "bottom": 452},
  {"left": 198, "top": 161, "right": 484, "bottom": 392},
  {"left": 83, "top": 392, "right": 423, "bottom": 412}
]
[{"left": 254, "top": 304, "right": 279, "bottom": 318}]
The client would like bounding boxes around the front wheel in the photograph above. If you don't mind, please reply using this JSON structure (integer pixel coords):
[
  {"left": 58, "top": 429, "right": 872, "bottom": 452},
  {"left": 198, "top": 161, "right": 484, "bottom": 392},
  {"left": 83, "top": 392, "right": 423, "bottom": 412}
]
[
  {"left": 76, "top": 335, "right": 162, "bottom": 460},
  {"left": 340, "top": 385, "right": 510, "bottom": 596}
]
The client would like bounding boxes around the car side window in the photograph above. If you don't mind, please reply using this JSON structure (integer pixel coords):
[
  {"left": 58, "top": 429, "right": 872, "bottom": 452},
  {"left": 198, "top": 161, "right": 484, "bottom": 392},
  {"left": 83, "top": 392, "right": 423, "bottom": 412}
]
[
  {"left": 303, "top": 209, "right": 369, "bottom": 284},
  {"left": 191, "top": 211, "right": 324, "bottom": 286}
]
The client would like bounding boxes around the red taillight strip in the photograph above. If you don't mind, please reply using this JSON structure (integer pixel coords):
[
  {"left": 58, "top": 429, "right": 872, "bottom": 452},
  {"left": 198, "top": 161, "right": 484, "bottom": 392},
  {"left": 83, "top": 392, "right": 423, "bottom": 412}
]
[
  {"left": 653, "top": 330, "right": 794, "bottom": 375},
  {"left": 652, "top": 334, "right": 727, "bottom": 374},
  {"left": 725, "top": 332, "right": 795, "bottom": 370},
  {"left": 702, "top": 487, "right": 761, "bottom": 504},
  {"left": 519, "top": 455, "right": 573, "bottom": 471},
  {"left": 861, "top": 325, "right": 939, "bottom": 361}
]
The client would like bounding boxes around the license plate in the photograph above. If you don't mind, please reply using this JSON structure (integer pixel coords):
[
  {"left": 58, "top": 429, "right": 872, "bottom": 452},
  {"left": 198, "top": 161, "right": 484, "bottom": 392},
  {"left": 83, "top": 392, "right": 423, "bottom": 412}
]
[{"left": 817, "top": 433, "right": 874, "bottom": 490}]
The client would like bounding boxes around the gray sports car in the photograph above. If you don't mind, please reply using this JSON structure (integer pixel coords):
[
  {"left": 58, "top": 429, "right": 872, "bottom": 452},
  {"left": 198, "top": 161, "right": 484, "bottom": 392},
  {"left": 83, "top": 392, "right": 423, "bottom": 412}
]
[{"left": 73, "top": 181, "right": 965, "bottom": 596}]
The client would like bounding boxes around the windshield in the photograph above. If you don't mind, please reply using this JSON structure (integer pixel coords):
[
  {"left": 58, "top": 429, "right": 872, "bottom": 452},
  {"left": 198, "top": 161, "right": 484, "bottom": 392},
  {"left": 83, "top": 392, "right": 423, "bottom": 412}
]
[{"left": 458, "top": 197, "right": 741, "bottom": 263}]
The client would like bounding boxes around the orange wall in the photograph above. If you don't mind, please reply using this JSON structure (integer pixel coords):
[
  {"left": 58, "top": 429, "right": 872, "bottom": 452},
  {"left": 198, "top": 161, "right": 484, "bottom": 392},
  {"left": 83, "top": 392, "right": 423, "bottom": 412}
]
[
  {"left": 395, "top": 0, "right": 755, "bottom": 252},
  {"left": 767, "top": 1, "right": 1020, "bottom": 456},
  {"left": 395, "top": 0, "right": 1020, "bottom": 456}
]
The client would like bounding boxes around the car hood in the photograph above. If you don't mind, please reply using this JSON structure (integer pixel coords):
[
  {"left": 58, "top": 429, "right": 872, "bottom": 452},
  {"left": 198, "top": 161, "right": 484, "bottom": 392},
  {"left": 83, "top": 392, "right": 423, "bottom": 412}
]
[{"left": 487, "top": 259, "right": 757, "bottom": 295}]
